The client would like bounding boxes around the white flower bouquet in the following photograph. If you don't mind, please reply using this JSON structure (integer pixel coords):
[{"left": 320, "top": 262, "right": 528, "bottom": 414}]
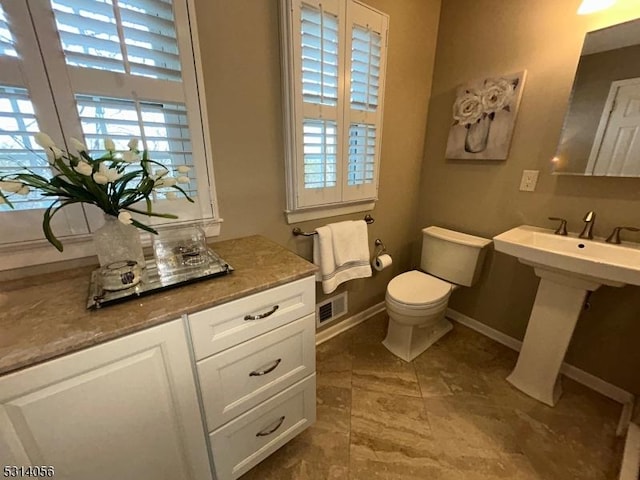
[
  {"left": 452, "top": 77, "right": 519, "bottom": 126},
  {"left": 0, "top": 133, "right": 193, "bottom": 251}
]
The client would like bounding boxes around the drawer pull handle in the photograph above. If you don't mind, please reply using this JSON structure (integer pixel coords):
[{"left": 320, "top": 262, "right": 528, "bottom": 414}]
[
  {"left": 256, "top": 416, "right": 286, "bottom": 437},
  {"left": 244, "top": 305, "right": 279, "bottom": 321},
  {"left": 249, "top": 358, "right": 282, "bottom": 377}
]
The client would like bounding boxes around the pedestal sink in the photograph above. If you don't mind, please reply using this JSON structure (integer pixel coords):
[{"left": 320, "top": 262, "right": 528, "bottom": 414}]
[{"left": 493, "top": 225, "right": 640, "bottom": 406}]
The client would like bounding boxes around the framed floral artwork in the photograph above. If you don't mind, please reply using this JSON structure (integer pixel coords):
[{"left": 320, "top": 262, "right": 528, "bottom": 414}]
[{"left": 445, "top": 70, "right": 527, "bottom": 160}]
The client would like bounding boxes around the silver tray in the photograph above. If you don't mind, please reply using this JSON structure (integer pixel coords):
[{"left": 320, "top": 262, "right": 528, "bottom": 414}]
[{"left": 87, "top": 248, "right": 233, "bottom": 309}]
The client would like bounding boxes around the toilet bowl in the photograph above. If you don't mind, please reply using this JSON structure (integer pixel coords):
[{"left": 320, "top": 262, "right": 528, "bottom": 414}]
[
  {"left": 382, "top": 227, "right": 491, "bottom": 362},
  {"left": 382, "top": 270, "right": 456, "bottom": 361}
]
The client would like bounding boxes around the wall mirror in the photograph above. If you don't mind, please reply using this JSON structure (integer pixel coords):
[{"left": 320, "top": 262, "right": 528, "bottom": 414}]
[{"left": 553, "top": 18, "right": 640, "bottom": 176}]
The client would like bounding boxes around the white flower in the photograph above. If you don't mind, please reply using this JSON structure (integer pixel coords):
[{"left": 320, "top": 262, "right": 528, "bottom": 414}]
[
  {"left": 155, "top": 168, "right": 169, "bottom": 178},
  {"left": 104, "top": 138, "right": 116, "bottom": 152},
  {"left": 17, "top": 185, "right": 30, "bottom": 196},
  {"left": 481, "top": 78, "right": 515, "bottom": 114},
  {"left": 70, "top": 137, "right": 87, "bottom": 152},
  {"left": 97, "top": 163, "right": 123, "bottom": 183},
  {"left": 162, "top": 177, "right": 177, "bottom": 187},
  {"left": 0, "top": 181, "right": 23, "bottom": 193},
  {"left": 128, "top": 138, "right": 139, "bottom": 151},
  {"left": 118, "top": 211, "right": 133, "bottom": 225},
  {"left": 45, "top": 149, "right": 56, "bottom": 165},
  {"left": 122, "top": 151, "right": 140, "bottom": 163},
  {"left": 177, "top": 165, "right": 191, "bottom": 174},
  {"left": 51, "top": 146, "right": 63, "bottom": 159},
  {"left": 166, "top": 191, "right": 177, "bottom": 200},
  {"left": 93, "top": 173, "right": 109, "bottom": 185},
  {"left": 177, "top": 176, "right": 190, "bottom": 184},
  {"left": 45, "top": 146, "right": 64, "bottom": 164},
  {"left": 74, "top": 161, "right": 93, "bottom": 176},
  {"left": 452, "top": 89, "right": 484, "bottom": 126},
  {"left": 34, "top": 132, "right": 56, "bottom": 149}
]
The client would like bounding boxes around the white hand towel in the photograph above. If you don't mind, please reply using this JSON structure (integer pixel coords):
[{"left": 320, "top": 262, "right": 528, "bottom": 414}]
[
  {"left": 313, "top": 221, "right": 372, "bottom": 294},
  {"left": 329, "top": 220, "right": 370, "bottom": 266},
  {"left": 313, "top": 225, "right": 334, "bottom": 283}
]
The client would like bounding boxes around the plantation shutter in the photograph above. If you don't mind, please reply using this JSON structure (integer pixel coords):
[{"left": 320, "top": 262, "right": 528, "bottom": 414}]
[
  {"left": 283, "top": 0, "right": 387, "bottom": 214},
  {"left": 75, "top": 94, "right": 195, "bottom": 197},
  {"left": 28, "top": 0, "right": 215, "bottom": 227},
  {"left": 0, "top": 3, "right": 50, "bottom": 212},
  {"left": 51, "top": 0, "right": 182, "bottom": 81},
  {"left": 343, "top": 2, "right": 387, "bottom": 202},
  {"left": 0, "top": 1, "right": 89, "bottom": 243},
  {"left": 0, "top": 5, "right": 16, "bottom": 57},
  {"left": 293, "top": 0, "right": 344, "bottom": 207}
]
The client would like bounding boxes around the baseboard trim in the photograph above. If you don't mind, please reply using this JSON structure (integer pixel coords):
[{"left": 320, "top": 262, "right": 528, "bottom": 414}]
[
  {"left": 315, "top": 301, "right": 385, "bottom": 346},
  {"left": 619, "top": 423, "right": 640, "bottom": 480},
  {"left": 446, "top": 308, "right": 635, "bottom": 406}
]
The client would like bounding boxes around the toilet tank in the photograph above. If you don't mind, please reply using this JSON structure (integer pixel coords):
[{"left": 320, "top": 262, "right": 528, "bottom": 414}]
[{"left": 421, "top": 226, "right": 492, "bottom": 287}]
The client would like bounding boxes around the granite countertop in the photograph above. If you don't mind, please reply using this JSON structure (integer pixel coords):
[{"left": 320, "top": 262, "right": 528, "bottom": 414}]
[{"left": 0, "top": 235, "right": 318, "bottom": 376}]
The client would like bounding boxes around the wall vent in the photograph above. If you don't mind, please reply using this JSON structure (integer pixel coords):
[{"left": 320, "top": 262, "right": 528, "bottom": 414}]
[{"left": 316, "top": 292, "right": 348, "bottom": 328}]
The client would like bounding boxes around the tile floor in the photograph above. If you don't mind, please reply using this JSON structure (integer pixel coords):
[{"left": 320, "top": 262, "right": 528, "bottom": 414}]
[{"left": 241, "top": 312, "right": 624, "bottom": 479}]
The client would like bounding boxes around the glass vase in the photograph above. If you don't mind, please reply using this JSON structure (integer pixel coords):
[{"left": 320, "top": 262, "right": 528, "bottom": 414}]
[
  {"left": 464, "top": 115, "right": 492, "bottom": 153},
  {"left": 93, "top": 214, "right": 145, "bottom": 268}
]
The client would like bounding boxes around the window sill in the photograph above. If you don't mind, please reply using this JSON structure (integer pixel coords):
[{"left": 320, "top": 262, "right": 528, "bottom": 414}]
[
  {"left": 285, "top": 201, "right": 375, "bottom": 225},
  {"left": 0, "top": 218, "right": 223, "bottom": 272}
]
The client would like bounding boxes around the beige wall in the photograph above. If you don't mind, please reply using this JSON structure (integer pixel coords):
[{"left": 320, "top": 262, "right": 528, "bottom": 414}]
[
  {"left": 194, "top": 0, "right": 441, "bottom": 319},
  {"left": 417, "top": 0, "right": 640, "bottom": 394}
]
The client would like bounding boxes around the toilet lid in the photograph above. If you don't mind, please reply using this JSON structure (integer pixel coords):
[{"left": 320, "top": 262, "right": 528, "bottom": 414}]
[{"left": 387, "top": 270, "right": 452, "bottom": 306}]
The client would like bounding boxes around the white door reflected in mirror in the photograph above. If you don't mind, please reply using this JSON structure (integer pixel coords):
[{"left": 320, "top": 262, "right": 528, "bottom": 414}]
[
  {"left": 553, "top": 18, "right": 640, "bottom": 176},
  {"left": 587, "top": 78, "right": 640, "bottom": 176}
]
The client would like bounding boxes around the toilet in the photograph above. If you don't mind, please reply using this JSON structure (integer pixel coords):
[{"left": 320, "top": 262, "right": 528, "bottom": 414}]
[{"left": 382, "top": 226, "right": 492, "bottom": 362}]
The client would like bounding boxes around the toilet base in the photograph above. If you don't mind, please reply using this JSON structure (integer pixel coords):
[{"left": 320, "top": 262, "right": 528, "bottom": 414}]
[{"left": 382, "top": 316, "right": 453, "bottom": 362}]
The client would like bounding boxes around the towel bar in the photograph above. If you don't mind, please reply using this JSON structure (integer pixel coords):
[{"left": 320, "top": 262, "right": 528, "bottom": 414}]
[{"left": 292, "top": 215, "right": 374, "bottom": 237}]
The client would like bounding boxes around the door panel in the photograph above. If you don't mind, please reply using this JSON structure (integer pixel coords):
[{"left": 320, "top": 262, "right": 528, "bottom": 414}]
[{"left": 592, "top": 81, "right": 640, "bottom": 176}]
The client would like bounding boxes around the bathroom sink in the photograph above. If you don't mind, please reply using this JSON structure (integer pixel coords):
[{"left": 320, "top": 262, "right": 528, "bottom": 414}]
[
  {"left": 493, "top": 225, "right": 640, "bottom": 287},
  {"left": 493, "top": 225, "right": 640, "bottom": 407}
]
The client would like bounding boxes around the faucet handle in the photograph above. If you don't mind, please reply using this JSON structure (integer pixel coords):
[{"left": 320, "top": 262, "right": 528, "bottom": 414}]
[
  {"left": 548, "top": 217, "right": 568, "bottom": 236},
  {"left": 605, "top": 226, "right": 640, "bottom": 244}
]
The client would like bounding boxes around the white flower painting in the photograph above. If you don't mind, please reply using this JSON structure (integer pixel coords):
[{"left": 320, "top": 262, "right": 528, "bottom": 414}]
[{"left": 446, "top": 70, "right": 526, "bottom": 160}]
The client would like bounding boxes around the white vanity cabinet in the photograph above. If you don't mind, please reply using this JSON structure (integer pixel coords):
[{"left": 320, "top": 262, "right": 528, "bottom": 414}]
[
  {"left": 188, "top": 275, "right": 317, "bottom": 480},
  {"left": 0, "top": 320, "right": 212, "bottom": 480}
]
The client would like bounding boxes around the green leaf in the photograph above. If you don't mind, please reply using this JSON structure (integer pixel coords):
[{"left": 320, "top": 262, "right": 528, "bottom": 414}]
[
  {"left": 124, "top": 205, "right": 178, "bottom": 219},
  {"left": 0, "top": 190, "right": 13, "bottom": 208},
  {"left": 171, "top": 185, "right": 195, "bottom": 203},
  {"left": 42, "top": 201, "right": 64, "bottom": 252},
  {"left": 51, "top": 159, "right": 84, "bottom": 187},
  {"left": 130, "top": 218, "right": 158, "bottom": 235},
  {"left": 114, "top": 171, "right": 142, "bottom": 199}
]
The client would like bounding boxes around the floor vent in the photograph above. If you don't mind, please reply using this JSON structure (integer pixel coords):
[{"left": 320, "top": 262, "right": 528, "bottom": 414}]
[{"left": 316, "top": 292, "right": 348, "bottom": 328}]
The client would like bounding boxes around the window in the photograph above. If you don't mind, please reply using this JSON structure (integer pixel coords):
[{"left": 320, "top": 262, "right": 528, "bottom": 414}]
[
  {"left": 0, "top": 0, "right": 218, "bottom": 255},
  {"left": 281, "top": 0, "right": 388, "bottom": 222}
]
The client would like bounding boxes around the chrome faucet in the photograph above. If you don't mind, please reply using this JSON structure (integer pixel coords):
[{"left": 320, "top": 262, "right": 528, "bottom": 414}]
[{"left": 579, "top": 211, "right": 596, "bottom": 239}]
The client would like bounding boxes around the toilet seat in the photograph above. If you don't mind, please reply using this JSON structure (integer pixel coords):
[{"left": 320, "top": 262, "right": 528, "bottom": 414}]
[{"left": 386, "top": 270, "right": 452, "bottom": 308}]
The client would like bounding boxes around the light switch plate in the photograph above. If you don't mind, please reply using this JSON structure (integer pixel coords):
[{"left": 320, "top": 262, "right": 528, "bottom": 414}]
[{"left": 520, "top": 170, "right": 539, "bottom": 192}]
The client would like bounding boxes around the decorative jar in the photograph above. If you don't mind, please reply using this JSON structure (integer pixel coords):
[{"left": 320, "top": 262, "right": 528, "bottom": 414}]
[{"left": 93, "top": 214, "right": 145, "bottom": 268}]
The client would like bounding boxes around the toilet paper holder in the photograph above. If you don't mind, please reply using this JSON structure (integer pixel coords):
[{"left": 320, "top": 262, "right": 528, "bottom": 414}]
[{"left": 374, "top": 238, "right": 387, "bottom": 257}]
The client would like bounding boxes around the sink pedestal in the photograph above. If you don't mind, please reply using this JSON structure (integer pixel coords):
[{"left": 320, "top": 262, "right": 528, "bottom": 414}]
[{"left": 507, "top": 266, "right": 600, "bottom": 406}]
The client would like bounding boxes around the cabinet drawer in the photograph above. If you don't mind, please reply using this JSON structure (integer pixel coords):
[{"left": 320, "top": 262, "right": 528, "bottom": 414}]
[
  {"left": 198, "top": 313, "right": 315, "bottom": 430},
  {"left": 189, "top": 276, "right": 315, "bottom": 360},
  {"left": 209, "top": 374, "right": 316, "bottom": 480}
]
